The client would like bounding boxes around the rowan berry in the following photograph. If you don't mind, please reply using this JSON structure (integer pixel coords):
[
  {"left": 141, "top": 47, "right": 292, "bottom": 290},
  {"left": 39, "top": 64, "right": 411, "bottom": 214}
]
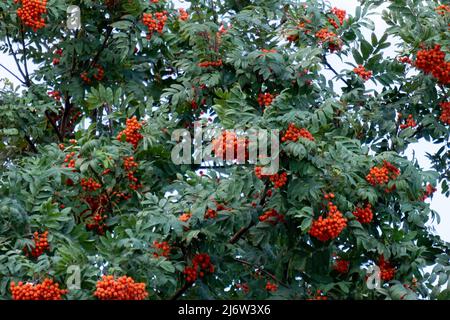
[
  {"left": 378, "top": 255, "right": 396, "bottom": 281},
  {"left": 415, "top": 44, "right": 450, "bottom": 85},
  {"left": 178, "top": 8, "right": 189, "bottom": 21},
  {"left": 198, "top": 59, "right": 223, "bottom": 68},
  {"left": 94, "top": 275, "right": 148, "bottom": 300},
  {"left": 212, "top": 131, "right": 248, "bottom": 161},
  {"left": 179, "top": 212, "right": 192, "bottom": 222},
  {"left": 265, "top": 281, "right": 278, "bottom": 292},
  {"left": 352, "top": 203, "right": 374, "bottom": 224},
  {"left": 80, "top": 177, "right": 102, "bottom": 192},
  {"left": 353, "top": 65, "right": 372, "bottom": 81},
  {"left": 254, "top": 167, "right": 288, "bottom": 189},
  {"left": 328, "top": 7, "right": 346, "bottom": 29},
  {"left": 10, "top": 278, "right": 67, "bottom": 300},
  {"left": 259, "top": 208, "right": 285, "bottom": 225},
  {"left": 366, "top": 161, "right": 400, "bottom": 186},
  {"left": 184, "top": 253, "right": 214, "bottom": 282},
  {"left": 23, "top": 231, "right": 49, "bottom": 258},
  {"left": 333, "top": 258, "right": 350, "bottom": 274},
  {"left": 435, "top": 4, "right": 450, "bottom": 15},
  {"left": 309, "top": 201, "right": 347, "bottom": 242},
  {"left": 16, "top": 0, "right": 47, "bottom": 32},
  {"left": 257, "top": 92, "right": 275, "bottom": 109},
  {"left": 315, "top": 28, "right": 343, "bottom": 52},
  {"left": 281, "top": 123, "right": 314, "bottom": 142},
  {"left": 399, "top": 114, "right": 417, "bottom": 129},
  {"left": 142, "top": 12, "right": 168, "bottom": 36},
  {"left": 152, "top": 240, "right": 171, "bottom": 258},
  {"left": 117, "top": 116, "right": 144, "bottom": 148},
  {"left": 439, "top": 101, "right": 450, "bottom": 125},
  {"left": 420, "top": 183, "right": 437, "bottom": 201}
]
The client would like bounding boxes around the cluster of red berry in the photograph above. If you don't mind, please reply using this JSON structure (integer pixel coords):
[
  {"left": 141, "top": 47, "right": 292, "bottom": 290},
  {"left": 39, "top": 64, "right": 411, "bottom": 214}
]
[
  {"left": 94, "top": 275, "right": 148, "bottom": 300},
  {"left": 309, "top": 194, "right": 347, "bottom": 242},
  {"left": 439, "top": 101, "right": 450, "bottom": 125},
  {"left": 420, "top": 183, "right": 437, "bottom": 201},
  {"left": 259, "top": 208, "right": 285, "bottom": 225},
  {"left": 398, "top": 56, "right": 412, "bottom": 64},
  {"left": 10, "top": 278, "right": 67, "bottom": 300},
  {"left": 286, "top": 19, "right": 312, "bottom": 42},
  {"left": 281, "top": 123, "right": 314, "bottom": 142},
  {"left": 142, "top": 11, "right": 168, "bottom": 38},
  {"left": 352, "top": 203, "right": 374, "bottom": 224},
  {"left": 236, "top": 282, "right": 250, "bottom": 293},
  {"left": 152, "top": 240, "right": 171, "bottom": 258},
  {"left": 257, "top": 92, "right": 275, "bottom": 108},
  {"left": 198, "top": 59, "right": 223, "bottom": 68},
  {"left": 82, "top": 194, "right": 109, "bottom": 235},
  {"left": 48, "top": 90, "right": 61, "bottom": 101},
  {"left": 23, "top": 231, "right": 49, "bottom": 258},
  {"left": 81, "top": 177, "right": 102, "bottom": 192},
  {"left": 15, "top": 0, "right": 47, "bottom": 31},
  {"left": 333, "top": 257, "right": 350, "bottom": 274},
  {"left": 179, "top": 212, "right": 192, "bottom": 222},
  {"left": 328, "top": 7, "right": 346, "bottom": 29},
  {"left": 265, "top": 281, "right": 278, "bottom": 292},
  {"left": 260, "top": 49, "right": 277, "bottom": 55},
  {"left": 315, "top": 28, "right": 343, "bottom": 52},
  {"left": 123, "top": 156, "right": 142, "bottom": 190},
  {"left": 307, "top": 290, "right": 328, "bottom": 300},
  {"left": 415, "top": 45, "right": 450, "bottom": 85},
  {"left": 353, "top": 65, "right": 373, "bottom": 81},
  {"left": 212, "top": 131, "right": 248, "bottom": 161},
  {"left": 178, "top": 8, "right": 189, "bottom": 21},
  {"left": 398, "top": 113, "right": 417, "bottom": 129},
  {"left": 81, "top": 64, "right": 105, "bottom": 84},
  {"left": 254, "top": 167, "right": 288, "bottom": 189},
  {"left": 435, "top": 4, "right": 450, "bottom": 15},
  {"left": 52, "top": 48, "right": 63, "bottom": 65},
  {"left": 183, "top": 253, "right": 215, "bottom": 282},
  {"left": 117, "top": 116, "right": 144, "bottom": 148},
  {"left": 378, "top": 256, "right": 396, "bottom": 281},
  {"left": 366, "top": 161, "right": 400, "bottom": 186},
  {"left": 86, "top": 212, "right": 108, "bottom": 235}
]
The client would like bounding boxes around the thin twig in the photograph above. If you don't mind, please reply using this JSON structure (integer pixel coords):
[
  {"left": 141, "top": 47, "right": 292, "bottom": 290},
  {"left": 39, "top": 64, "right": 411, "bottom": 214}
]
[
  {"left": 322, "top": 55, "right": 350, "bottom": 87},
  {"left": 0, "top": 63, "right": 26, "bottom": 85},
  {"left": 233, "top": 258, "right": 290, "bottom": 288}
]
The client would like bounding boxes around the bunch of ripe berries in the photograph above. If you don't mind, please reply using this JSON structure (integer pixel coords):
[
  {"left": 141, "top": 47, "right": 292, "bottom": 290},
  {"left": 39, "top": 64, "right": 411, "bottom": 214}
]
[
  {"left": 259, "top": 208, "right": 285, "bottom": 225},
  {"left": 123, "top": 156, "right": 142, "bottom": 190},
  {"left": 152, "top": 240, "right": 171, "bottom": 258},
  {"left": 198, "top": 59, "right": 223, "bottom": 68},
  {"left": 352, "top": 203, "right": 374, "bottom": 224},
  {"left": 315, "top": 28, "right": 343, "bottom": 52},
  {"left": 94, "top": 275, "right": 148, "bottom": 300},
  {"left": 415, "top": 44, "right": 450, "bottom": 85},
  {"left": 265, "top": 281, "right": 278, "bottom": 292},
  {"left": 254, "top": 167, "right": 288, "bottom": 189},
  {"left": 212, "top": 131, "right": 249, "bottom": 161},
  {"left": 81, "top": 64, "right": 105, "bottom": 84},
  {"left": 23, "top": 231, "right": 49, "bottom": 258},
  {"left": 378, "top": 256, "right": 396, "bottom": 281},
  {"left": 16, "top": 0, "right": 47, "bottom": 31},
  {"left": 399, "top": 113, "right": 417, "bottom": 129},
  {"left": 439, "top": 101, "right": 450, "bottom": 125},
  {"left": 366, "top": 161, "right": 400, "bottom": 186},
  {"left": 328, "top": 7, "right": 346, "bottom": 29},
  {"left": 281, "top": 123, "right": 314, "bottom": 142},
  {"left": 257, "top": 92, "right": 275, "bottom": 108},
  {"left": 353, "top": 65, "right": 373, "bottom": 81},
  {"left": 10, "top": 278, "right": 67, "bottom": 300},
  {"left": 142, "top": 11, "right": 168, "bottom": 36},
  {"left": 308, "top": 193, "right": 348, "bottom": 242},
  {"left": 183, "top": 253, "right": 215, "bottom": 283},
  {"left": 117, "top": 116, "right": 144, "bottom": 149},
  {"left": 333, "top": 257, "right": 350, "bottom": 274},
  {"left": 81, "top": 177, "right": 102, "bottom": 192}
]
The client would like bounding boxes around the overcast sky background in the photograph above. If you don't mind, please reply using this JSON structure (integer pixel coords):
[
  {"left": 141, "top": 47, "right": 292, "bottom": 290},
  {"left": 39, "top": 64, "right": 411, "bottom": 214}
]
[{"left": 0, "top": 0, "right": 448, "bottom": 241}]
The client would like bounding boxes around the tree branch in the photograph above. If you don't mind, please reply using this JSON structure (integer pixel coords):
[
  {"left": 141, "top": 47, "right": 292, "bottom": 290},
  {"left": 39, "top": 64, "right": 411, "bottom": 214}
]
[
  {"left": 170, "top": 282, "right": 193, "bottom": 301},
  {"left": 20, "top": 27, "right": 31, "bottom": 86},
  {"left": 0, "top": 63, "right": 26, "bottom": 85},
  {"left": 233, "top": 258, "right": 290, "bottom": 288},
  {"left": 322, "top": 55, "right": 350, "bottom": 87}
]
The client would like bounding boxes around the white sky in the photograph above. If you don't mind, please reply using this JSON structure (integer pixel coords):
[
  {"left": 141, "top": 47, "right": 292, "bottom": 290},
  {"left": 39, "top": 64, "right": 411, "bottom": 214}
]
[{"left": 0, "top": 0, "right": 448, "bottom": 241}]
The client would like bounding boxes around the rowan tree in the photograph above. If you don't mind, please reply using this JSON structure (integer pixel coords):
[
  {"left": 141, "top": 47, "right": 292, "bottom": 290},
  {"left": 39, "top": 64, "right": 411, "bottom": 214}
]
[{"left": 0, "top": 0, "right": 449, "bottom": 300}]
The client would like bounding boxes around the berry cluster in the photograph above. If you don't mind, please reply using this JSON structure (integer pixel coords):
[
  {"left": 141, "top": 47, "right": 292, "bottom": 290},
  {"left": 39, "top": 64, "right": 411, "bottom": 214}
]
[
  {"left": 398, "top": 113, "right": 417, "bottom": 129},
  {"left": 352, "top": 203, "right": 374, "bottom": 224},
  {"left": 178, "top": 8, "right": 188, "bottom": 21},
  {"left": 378, "top": 256, "right": 396, "bottom": 281},
  {"left": 435, "top": 4, "right": 450, "bottom": 15},
  {"left": 52, "top": 48, "right": 63, "bottom": 65},
  {"left": 212, "top": 131, "right": 248, "bottom": 161},
  {"left": 10, "top": 278, "right": 67, "bottom": 300},
  {"left": 83, "top": 194, "right": 109, "bottom": 235},
  {"left": 309, "top": 194, "right": 347, "bottom": 242},
  {"left": 86, "top": 212, "right": 108, "bottom": 235},
  {"left": 439, "top": 101, "right": 450, "bottom": 125},
  {"left": 265, "top": 281, "right": 278, "bottom": 292},
  {"left": 328, "top": 7, "right": 346, "bottom": 29},
  {"left": 420, "top": 183, "right": 437, "bottom": 201},
  {"left": 204, "top": 208, "right": 218, "bottom": 219},
  {"left": 254, "top": 167, "right": 288, "bottom": 189},
  {"left": 94, "top": 275, "right": 148, "bottom": 300},
  {"left": 142, "top": 11, "right": 168, "bottom": 37},
  {"left": 315, "top": 28, "right": 343, "bottom": 52},
  {"left": 281, "top": 123, "right": 314, "bottom": 142},
  {"left": 259, "top": 208, "right": 285, "bottom": 225},
  {"left": 366, "top": 161, "right": 400, "bottom": 186},
  {"left": 198, "top": 59, "right": 223, "bottom": 68},
  {"left": 123, "top": 156, "right": 142, "bottom": 190},
  {"left": 353, "top": 65, "right": 373, "bottom": 81},
  {"left": 48, "top": 90, "right": 61, "bottom": 101},
  {"left": 80, "top": 64, "right": 105, "bottom": 84},
  {"left": 16, "top": 0, "right": 47, "bottom": 31},
  {"left": 415, "top": 45, "right": 450, "bottom": 85},
  {"left": 398, "top": 56, "right": 412, "bottom": 64},
  {"left": 308, "top": 290, "right": 328, "bottom": 300},
  {"left": 333, "top": 258, "right": 350, "bottom": 274},
  {"left": 81, "top": 177, "right": 102, "bottom": 192},
  {"left": 257, "top": 92, "right": 275, "bottom": 108},
  {"left": 152, "top": 240, "right": 171, "bottom": 258},
  {"left": 236, "top": 282, "right": 250, "bottom": 293},
  {"left": 24, "top": 231, "right": 49, "bottom": 258},
  {"left": 286, "top": 20, "right": 312, "bottom": 42},
  {"left": 183, "top": 253, "right": 215, "bottom": 282},
  {"left": 117, "top": 116, "right": 144, "bottom": 148},
  {"left": 179, "top": 212, "right": 192, "bottom": 222}
]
